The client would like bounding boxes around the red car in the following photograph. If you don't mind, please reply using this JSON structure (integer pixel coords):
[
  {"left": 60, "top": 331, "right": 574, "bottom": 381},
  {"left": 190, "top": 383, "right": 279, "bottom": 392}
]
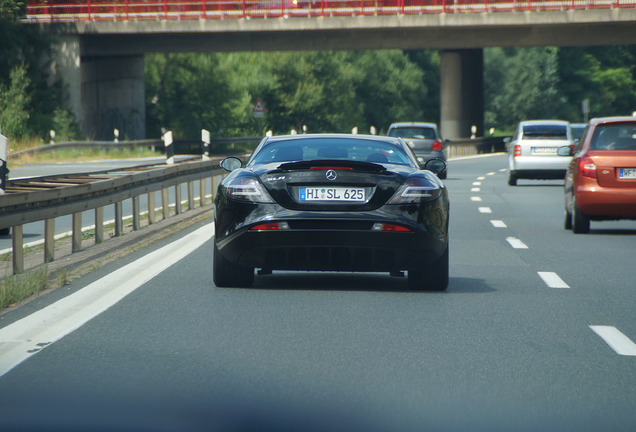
[{"left": 560, "top": 116, "right": 636, "bottom": 233}]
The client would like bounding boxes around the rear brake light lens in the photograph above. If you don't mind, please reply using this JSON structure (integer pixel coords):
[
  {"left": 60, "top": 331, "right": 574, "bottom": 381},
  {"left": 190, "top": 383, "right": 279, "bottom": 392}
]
[
  {"left": 379, "top": 223, "right": 411, "bottom": 232},
  {"left": 225, "top": 176, "right": 274, "bottom": 203},
  {"left": 579, "top": 155, "right": 597, "bottom": 179},
  {"left": 388, "top": 176, "right": 441, "bottom": 204},
  {"left": 249, "top": 222, "right": 289, "bottom": 231},
  {"left": 513, "top": 144, "right": 522, "bottom": 157},
  {"left": 432, "top": 140, "right": 442, "bottom": 151}
]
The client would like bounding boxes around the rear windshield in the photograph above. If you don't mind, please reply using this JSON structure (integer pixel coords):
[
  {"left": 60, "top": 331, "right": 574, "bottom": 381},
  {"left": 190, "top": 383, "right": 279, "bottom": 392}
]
[
  {"left": 522, "top": 125, "right": 569, "bottom": 140},
  {"left": 251, "top": 138, "right": 413, "bottom": 166},
  {"left": 590, "top": 123, "right": 636, "bottom": 150},
  {"left": 387, "top": 127, "right": 437, "bottom": 140}
]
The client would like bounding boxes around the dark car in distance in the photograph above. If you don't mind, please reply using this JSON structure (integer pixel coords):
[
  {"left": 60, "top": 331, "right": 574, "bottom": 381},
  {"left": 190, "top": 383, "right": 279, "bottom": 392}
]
[
  {"left": 387, "top": 122, "right": 447, "bottom": 179},
  {"left": 214, "top": 134, "right": 449, "bottom": 290},
  {"left": 560, "top": 116, "right": 636, "bottom": 233}
]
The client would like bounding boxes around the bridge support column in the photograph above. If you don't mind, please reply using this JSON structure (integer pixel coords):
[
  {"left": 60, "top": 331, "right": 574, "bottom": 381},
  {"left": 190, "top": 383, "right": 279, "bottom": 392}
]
[
  {"left": 51, "top": 37, "right": 146, "bottom": 140},
  {"left": 440, "top": 49, "right": 483, "bottom": 139},
  {"left": 82, "top": 55, "right": 146, "bottom": 140}
]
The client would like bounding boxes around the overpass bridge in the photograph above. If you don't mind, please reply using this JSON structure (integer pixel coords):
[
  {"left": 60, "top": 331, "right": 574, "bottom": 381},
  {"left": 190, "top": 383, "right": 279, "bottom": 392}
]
[{"left": 24, "top": 0, "right": 636, "bottom": 140}]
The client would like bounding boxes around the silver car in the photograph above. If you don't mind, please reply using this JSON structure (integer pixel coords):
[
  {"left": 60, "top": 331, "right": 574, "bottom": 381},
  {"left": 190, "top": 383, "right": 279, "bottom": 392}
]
[
  {"left": 507, "top": 120, "right": 575, "bottom": 186},
  {"left": 387, "top": 122, "right": 446, "bottom": 179}
]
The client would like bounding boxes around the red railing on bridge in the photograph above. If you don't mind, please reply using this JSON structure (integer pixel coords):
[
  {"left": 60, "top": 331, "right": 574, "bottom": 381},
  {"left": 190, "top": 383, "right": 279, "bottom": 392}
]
[{"left": 24, "top": 0, "right": 636, "bottom": 22}]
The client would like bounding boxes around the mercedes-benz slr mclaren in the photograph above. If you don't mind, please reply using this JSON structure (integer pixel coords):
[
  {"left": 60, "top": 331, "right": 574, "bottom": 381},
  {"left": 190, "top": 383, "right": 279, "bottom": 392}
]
[{"left": 213, "top": 134, "right": 449, "bottom": 290}]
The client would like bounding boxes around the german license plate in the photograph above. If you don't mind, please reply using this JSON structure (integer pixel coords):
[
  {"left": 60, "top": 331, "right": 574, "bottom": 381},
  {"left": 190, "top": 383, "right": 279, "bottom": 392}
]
[
  {"left": 300, "top": 187, "right": 365, "bottom": 202},
  {"left": 619, "top": 168, "right": 636, "bottom": 179},
  {"left": 532, "top": 147, "right": 557, "bottom": 154}
]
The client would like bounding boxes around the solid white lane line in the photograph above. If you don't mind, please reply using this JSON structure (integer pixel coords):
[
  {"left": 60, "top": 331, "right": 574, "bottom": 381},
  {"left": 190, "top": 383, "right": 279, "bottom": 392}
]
[
  {"left": 471, "top": 196, "right": 482, "bottom": 202},
  {"left": 0, "top": 224, "right": 215, "bottom": 377},
  {"left": 490, "top": 220, "right": 507, "bottom": 228},
  {"left": 537, "top": 272, "right": 570, "bottom": 289},
  {"left": 589, "top": 326, "right": 636, "bottom": 356},
  {"left": 506, "top": 237, "right": 528, "bottom": 249},
  {"left": 478, "top": 207, "right": 492, "bottom": 213},
  {"left": 471, "top": 188, "right": 481, "bottom": 192}
]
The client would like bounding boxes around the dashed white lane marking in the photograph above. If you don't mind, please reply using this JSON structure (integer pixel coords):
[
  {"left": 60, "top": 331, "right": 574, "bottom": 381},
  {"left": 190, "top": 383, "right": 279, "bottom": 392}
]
[
  {"left": 537, "top": 272, "right": 570, "bottom": 289},
  {"left": 471, "top": 196, "right": 482, "bottom": 202},
  {"left": 471, "top": 188, "right": 481, "bottom": 192},
  {"left": 477, "top": 176, "right": 486, "bottom": 180},
  {"left": 490, "top": 220, "right": 507, "bottom": 228},
  {"left": 478, "top": 207, "right": 492, "bottom": 214},
  {"left": 506, "top": 237, "right": 528, "bottom": 249},
  {"left": 0, "top": 224, "right": 215, "bottom": 377},
  {"left": 487, "top": 172, "right": 496, "bottom": 176},
  {"left": 589, "top": 326, "right": 636, "bottom": 356},
  {"left": 499, "top": 168, "right": 507, "bottom": 172},
  {"left": 472, "top": 181, "right": 482, "bottom": 186}
]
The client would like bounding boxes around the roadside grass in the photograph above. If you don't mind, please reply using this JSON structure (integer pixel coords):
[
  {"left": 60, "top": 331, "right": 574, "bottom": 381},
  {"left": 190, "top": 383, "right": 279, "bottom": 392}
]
[
  {"left": 7, "top": 137, "right": 162, "bottom": 166},
  {"left": 0, "top": 266, "right": 49, "bottom": 310}
]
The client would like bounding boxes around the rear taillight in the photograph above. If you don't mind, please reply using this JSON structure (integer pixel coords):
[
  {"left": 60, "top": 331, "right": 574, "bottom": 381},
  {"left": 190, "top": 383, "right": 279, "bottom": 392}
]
[
  {"left": 579, "top": 155, "right": 597, "bottom": 179},
  {"left": 249, "top": 221, "right": 289, "bottom": 231},
  {"left": 513, "top": 145, "right": 522, "bottom": 157},
  {"left": 372, "top": 223, "right": 412, "bottom": 232},
  {"left": 432, "top": 140, "right": 442, "bottom": 151},
  {"left": 388, "top": 176, "right": 441, "bottom": 204}
]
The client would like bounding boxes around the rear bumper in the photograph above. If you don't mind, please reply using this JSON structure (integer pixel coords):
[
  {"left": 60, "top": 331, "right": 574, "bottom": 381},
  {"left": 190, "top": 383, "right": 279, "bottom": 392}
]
[
  {"left": 217, "top": 228, "right": 444, "bottom": 272},
  {"left": 575, "top": 182, "right": 636, "bottom": 219},
  {"left": 510, "top": 155, "right": 571, "bottom": 178}
]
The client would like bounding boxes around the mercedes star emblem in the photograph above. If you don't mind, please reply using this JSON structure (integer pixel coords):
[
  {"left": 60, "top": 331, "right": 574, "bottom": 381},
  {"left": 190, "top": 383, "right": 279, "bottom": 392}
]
[{"left": 325, "top": 170, "right": 337, "bottom": 181}]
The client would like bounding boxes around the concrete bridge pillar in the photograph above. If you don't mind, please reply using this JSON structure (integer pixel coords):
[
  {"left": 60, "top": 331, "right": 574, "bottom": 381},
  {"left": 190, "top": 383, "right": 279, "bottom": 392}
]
[
  {"left": 440, "top": 49, "right": 483, "bottom": 139},
  {"left": 52, "top": 37, "right": 146, "bottom": 140}
]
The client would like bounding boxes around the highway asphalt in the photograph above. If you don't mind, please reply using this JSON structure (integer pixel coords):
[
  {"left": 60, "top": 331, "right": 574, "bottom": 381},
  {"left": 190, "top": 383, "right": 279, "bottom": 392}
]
[{"left": 1, "top": 153, "right": 635, "bottom": 431}]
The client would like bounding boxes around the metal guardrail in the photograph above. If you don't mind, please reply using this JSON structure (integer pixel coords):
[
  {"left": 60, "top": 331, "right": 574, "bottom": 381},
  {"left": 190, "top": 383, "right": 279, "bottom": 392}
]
[
  {"left": 0, "top": 156, "right": 244, "bottom": 275},
  {"left": 23, "top": 0, "right": 636, "bottom": 22}
]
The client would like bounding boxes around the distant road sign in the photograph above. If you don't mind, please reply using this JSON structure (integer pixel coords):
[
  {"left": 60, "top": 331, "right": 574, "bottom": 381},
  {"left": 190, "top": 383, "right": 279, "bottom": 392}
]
[{"left": 253, "top": 98, "right": 266, "bottom": 118}]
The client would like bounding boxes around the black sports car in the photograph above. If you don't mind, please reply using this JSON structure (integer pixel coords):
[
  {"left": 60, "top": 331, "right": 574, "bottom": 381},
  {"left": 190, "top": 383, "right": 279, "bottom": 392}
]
[{"left": 213, "top": 134, "right": 449, "bottom": 290}]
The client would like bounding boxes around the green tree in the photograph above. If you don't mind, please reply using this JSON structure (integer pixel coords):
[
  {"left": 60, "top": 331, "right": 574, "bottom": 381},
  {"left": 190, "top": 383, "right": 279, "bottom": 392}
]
[{"left": 0, "top": 64, "right": 31, "bottom": 138}]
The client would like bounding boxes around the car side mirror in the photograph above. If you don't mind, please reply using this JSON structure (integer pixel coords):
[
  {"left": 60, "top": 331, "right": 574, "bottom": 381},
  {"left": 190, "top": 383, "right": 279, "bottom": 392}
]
[
  {"left": 424, "top": 158, "right": 446, "bottom": 176},
  {"left": 220, "top": 157, "right": 243, "bottom": 172},
  {"left": 557, "top": 145, "right": 574, "bottom": 157}
]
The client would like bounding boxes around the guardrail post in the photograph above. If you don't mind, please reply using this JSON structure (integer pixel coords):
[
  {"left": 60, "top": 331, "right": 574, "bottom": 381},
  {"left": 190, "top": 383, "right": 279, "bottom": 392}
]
[
  {"left": 200, "top": 179, "right": 206, "bottom": 206},
  {"left": 72, "top": 212, "right": 82, "bottom": 252},
  {"left": 162, "top": 188, "right": 170, "bottom": 219},
  {"left": 148, "top": 192, "right": 156, "bottom": 224},
  {"left": 115, "top": 202, "right": 123, "bottom": 237},
  {"left": 188, "top": 181, "right": 195, "bottom": 210},
  {"left": 175, "top": 185, "right": 182, "bottom": 215},
  {"left": 132, "top": 196, "right": 140, "bottom": 230},
  {"left": 12, "top": 225, "right": 24, "bottom": 274},
  {"left": 95, "top": 207, "right": 104, "bottom": 243},
  {"left": 45, "top": 219, "right": 55, "bottom": 262}
]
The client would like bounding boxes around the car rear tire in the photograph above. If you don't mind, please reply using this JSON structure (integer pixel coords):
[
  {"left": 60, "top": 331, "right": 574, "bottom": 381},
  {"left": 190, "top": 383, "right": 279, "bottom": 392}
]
[
  {"left": 407, "top": 246, "right": 449, "bottom": 291},
  {"left": 572, "top": 198, "right": 590, "bottom": 234},
  {"left": 213, "top": 242, "right": 254, "bottom": 287},
  {"left": 508, "top": 172, "right": 517, "bottom": 186},
  {"left": 564, "top": 208, "right": 573, "bottom": 230}
]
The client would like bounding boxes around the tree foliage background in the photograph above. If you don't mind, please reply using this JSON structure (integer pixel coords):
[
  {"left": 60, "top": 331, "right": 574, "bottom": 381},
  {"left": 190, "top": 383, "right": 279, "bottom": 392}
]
[
  {"left": 1, "top": 5, "right": 636, "bottom": 141},
  {"left": 0, "top": 0, "right": 80, "bottom": 141}
]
